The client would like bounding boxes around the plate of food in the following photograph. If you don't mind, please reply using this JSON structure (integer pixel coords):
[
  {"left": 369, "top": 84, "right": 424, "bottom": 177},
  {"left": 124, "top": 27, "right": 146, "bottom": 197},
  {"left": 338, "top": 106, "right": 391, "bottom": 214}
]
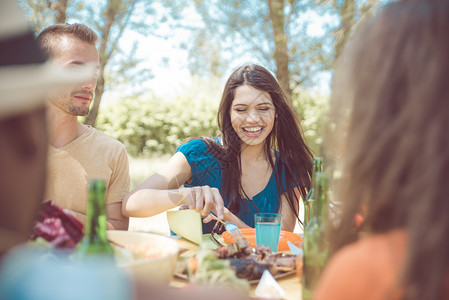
[
  {"left": 221, "top": 228, "right": 302, "bottom": 252},
  {"left": 174, "top": 240, "right": 298, "bottom": 286}
]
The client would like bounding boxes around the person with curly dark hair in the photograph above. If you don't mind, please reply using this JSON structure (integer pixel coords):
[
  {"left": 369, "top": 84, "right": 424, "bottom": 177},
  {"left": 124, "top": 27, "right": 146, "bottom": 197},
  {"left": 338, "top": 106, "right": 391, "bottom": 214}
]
[{"left": 314, "top": 0, "right": 449, "bottom": 299}]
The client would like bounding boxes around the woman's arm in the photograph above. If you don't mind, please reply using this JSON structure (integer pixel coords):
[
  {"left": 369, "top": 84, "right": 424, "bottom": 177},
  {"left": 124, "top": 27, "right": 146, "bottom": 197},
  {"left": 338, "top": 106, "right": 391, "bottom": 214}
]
[
  {"left": 278, "top": 187, "right": 301, "bottom": 231},
  {"left": 122, "top": 152, "right": 224, "bottom": 219}
]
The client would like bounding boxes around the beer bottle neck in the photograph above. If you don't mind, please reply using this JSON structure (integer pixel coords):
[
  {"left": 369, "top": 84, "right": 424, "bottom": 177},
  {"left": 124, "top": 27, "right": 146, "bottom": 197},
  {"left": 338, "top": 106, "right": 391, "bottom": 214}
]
[
  {"left": 312, "top": 172, "right": 329, "bottom": 219},
  {"left": 84, "top": 190, "right": 108, "bottom": 243}
]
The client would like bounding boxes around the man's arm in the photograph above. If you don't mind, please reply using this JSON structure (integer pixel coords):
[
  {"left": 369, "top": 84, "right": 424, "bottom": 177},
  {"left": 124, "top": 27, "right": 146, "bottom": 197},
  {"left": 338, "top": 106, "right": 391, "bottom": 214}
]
[
  {"left": 106, "top": 202, "right": 129, "bottom": 230},
  {"left": 64, "top": 203, "right": 129, "bottom": 230},
  {"left": 62, "top": 209, "right": 85, "bottom": 227},
  {"left": 105, "top": 144, "right": 131, "bottom": 230}
]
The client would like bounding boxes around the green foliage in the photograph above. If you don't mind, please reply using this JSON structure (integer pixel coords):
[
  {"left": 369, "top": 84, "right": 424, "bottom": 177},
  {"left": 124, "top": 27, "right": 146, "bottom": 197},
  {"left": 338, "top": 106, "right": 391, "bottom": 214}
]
[
  {"left": 97, "top": 89, "right": 329, "bottom": 158},
  {"left": 293, "top": 92, "right": 330, "bottom": 156},
  {"left": 166, "top": 0, "right": 336, "bottom": 93},
  {"left": 96, "top": 94, "right": 220, "bottom": 157}
]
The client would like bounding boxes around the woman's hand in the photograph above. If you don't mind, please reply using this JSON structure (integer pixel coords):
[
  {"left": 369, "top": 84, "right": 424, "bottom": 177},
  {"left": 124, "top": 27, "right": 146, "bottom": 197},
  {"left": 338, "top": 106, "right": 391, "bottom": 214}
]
[
  {"left": 180, "top": 185, "right": 224, "bottom": 220},
  {"left": 180, "top": 187, "right": 249, "bottom": 229},
  {"left": 204, "top": 207, "right": 250, "bottom": 229}
]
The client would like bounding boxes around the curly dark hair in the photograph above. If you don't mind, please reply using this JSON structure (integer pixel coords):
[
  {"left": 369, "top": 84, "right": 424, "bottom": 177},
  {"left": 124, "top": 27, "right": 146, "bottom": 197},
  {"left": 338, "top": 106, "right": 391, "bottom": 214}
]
[{"left": 329, "top": 0, "right": 449, "bottom": 299}]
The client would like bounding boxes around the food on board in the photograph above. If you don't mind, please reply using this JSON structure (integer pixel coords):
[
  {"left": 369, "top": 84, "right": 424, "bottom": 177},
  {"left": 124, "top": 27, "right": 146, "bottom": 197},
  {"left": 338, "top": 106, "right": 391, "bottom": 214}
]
[
  {"left": 176, "top": 241, "right": 297, "bottom": 284},
  {"left": 215, "top": 243, "right": 297, "bottom": 280},
  {"left": 189, "top": 248, "right": 251, "bottom": 293}
]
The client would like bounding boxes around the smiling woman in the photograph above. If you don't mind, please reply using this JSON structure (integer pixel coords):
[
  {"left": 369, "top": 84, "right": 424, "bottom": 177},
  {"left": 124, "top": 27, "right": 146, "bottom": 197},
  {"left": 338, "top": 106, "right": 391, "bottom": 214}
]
[
  {"left": 230, "top": 85, "right": 276, "bottom": 147},
  {"left": 122, "top": 64, "right": 314, "bottom": 236}
]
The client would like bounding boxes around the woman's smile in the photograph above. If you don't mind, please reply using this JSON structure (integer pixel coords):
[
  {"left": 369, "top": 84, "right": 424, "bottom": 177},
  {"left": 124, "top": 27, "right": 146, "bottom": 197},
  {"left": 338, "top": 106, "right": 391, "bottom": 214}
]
[
  {"left": 242, "top": 126, "right": 264, "bottom": 136},
  {"left": 230, "top": 85, "right": 275, "bottom": 147}
]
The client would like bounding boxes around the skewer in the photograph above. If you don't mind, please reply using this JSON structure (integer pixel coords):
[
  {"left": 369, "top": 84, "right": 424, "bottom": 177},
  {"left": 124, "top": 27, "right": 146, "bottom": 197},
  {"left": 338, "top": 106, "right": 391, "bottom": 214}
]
[{"left": 208, "top": 213, "right": 226, "bottom": 225}]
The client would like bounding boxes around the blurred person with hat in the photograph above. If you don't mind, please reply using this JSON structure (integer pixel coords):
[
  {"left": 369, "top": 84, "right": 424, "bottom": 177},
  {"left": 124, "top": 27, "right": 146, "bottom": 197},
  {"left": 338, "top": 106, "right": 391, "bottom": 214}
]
[
  {"left": 0, "top": 0, "right": 95, "bottom": 257},
  {"left": 36, "top": 23, "right": 130, "bottom": 230},
  {"left": 0, "top": 1, "right": 133, "bottom": 299}
]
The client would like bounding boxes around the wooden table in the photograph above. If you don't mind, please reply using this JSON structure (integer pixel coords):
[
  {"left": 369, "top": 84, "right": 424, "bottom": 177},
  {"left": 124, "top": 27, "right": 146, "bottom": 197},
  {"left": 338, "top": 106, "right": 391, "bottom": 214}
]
[{"left": 169, "top": 236, "right": 302, "bottom": 300}]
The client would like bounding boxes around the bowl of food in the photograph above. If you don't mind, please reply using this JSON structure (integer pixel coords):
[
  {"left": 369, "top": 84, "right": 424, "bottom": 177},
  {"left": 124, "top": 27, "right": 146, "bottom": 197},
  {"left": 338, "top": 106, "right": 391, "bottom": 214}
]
[{"left": 107, "top": 230, "right": 179, "bottom": 285}]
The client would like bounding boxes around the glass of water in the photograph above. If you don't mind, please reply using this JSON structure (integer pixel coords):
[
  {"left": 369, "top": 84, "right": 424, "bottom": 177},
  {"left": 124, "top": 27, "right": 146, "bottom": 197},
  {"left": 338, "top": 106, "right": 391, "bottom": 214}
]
[{"left": 255, "top": 213, "right": 282, "bottom": 252}]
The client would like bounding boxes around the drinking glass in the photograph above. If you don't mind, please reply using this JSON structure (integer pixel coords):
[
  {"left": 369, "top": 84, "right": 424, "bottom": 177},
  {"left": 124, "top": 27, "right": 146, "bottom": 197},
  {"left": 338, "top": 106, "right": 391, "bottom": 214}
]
[{"left": 255, "top": 213, "right": 282, "bottom": 252}]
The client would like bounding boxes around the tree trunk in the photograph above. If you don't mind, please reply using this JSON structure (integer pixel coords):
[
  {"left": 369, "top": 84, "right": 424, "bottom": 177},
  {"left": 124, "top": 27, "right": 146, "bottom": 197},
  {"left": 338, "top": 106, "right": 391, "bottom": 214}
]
[
  {"left": 85, "top": 71, "right": 105, "bottom": 126},
  {"left": 52, "top": 0, "right": 68, "bottom": 24},
  {"left": 334, "top": 0, "right": 356, "bottom": 63},
  {"left": 84, "top": 0, "right": 117, "bottom": 126},
  {"left": 267, "top": 0, "right": 292, "bottom": 102}
]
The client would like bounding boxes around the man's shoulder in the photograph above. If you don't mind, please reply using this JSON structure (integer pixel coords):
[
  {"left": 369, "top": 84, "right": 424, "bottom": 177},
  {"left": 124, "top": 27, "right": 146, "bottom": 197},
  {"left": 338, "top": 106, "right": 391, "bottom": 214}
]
[{"left": 88, "top": 127, "right": 126, "bottom": 149}]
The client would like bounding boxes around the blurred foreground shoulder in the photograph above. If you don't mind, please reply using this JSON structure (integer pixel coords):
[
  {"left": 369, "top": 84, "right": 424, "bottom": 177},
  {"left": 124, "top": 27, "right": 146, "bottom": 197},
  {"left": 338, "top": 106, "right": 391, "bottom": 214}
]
[{"left": 314, "top": 230, "right": 406, "bottom": 300}]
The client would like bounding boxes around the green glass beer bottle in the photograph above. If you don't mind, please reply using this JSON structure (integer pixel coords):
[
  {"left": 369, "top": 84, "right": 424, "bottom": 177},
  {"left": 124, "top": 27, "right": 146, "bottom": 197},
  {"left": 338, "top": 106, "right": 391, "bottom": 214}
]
[
  {"left": 302, "top": 171, "right": 329, "bottom": 300},
  {"left": 304, "top": 157, "right": 324, "bottom": 226},
  {"left": 75, "top": 178, "right": 114, "bottom": 257}
]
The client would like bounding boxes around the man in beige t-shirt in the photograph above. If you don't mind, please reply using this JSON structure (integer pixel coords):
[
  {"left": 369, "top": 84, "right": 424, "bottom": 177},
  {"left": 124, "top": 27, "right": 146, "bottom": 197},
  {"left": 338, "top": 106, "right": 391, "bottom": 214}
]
[{"left": 37, "top": 24, "right": 130, "bottom": 230}]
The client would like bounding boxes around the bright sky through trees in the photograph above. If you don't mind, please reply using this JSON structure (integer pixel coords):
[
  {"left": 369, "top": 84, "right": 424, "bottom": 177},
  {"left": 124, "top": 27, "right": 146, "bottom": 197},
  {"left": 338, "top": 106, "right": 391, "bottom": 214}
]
[{"left": 107, "top": 7, "right": 334, "bottom": 102}]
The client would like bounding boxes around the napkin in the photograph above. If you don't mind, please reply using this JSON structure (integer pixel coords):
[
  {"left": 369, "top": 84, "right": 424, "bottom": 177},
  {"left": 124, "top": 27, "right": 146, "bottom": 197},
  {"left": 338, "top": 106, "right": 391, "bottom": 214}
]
[
  {"left": 255, "top": 270, "right": 286, "bottom": 299},
  {"left": 287, "top": 241, "right": 304, "bottom": 256}
]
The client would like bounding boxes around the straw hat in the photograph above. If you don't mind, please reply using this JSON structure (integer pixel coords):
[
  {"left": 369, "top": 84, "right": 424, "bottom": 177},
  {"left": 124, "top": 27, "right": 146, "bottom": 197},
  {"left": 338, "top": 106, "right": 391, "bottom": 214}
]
[{"left": 0, "top": 0, "right": 95, "bottom": 120}]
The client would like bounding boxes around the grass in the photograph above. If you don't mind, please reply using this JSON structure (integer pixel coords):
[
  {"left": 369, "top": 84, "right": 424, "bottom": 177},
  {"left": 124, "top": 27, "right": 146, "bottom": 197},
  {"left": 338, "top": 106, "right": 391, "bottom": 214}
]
[
  {"left": 128, "top": 154, "right": 172, "bottom": 235},
  {"left": 129, "top": 154, "right": 172, "bottom": 190}
]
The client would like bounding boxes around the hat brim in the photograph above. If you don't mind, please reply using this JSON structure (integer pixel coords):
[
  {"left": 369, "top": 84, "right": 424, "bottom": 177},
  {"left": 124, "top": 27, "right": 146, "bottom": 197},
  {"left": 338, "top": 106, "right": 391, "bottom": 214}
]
[{"left": 0, "top": 60, "right": 95, "bottom": 119}]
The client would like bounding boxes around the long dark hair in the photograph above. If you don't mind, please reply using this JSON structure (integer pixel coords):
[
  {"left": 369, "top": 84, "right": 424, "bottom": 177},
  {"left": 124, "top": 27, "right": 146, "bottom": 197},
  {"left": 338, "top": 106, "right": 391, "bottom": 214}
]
[
  {"left": 203, "top": 64, "right": 313, "bottom": 223},
  {"left": 330, "top": 0, "right": 449, "bottom": 299}
]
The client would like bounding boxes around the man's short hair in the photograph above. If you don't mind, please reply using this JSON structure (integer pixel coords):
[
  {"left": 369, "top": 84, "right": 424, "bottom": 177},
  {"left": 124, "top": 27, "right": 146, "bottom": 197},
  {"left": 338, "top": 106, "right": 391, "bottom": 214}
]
[{"left": 37, "top": 24, "right": 98, "bottom": 57}]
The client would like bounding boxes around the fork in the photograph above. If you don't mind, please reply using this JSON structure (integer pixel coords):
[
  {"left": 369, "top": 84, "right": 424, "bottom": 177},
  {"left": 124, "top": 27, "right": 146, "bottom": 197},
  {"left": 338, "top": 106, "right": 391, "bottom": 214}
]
[
  {"left": 208, "top": 214, "right": 249, "bottom": 248},
  {"left": 210, "top": 232, "right": 225, "bottom": 247}
]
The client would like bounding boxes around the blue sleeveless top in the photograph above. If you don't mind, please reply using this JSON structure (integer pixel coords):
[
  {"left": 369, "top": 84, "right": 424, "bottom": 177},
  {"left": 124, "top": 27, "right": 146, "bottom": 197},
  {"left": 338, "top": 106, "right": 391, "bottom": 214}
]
[{"left": 176, "top": 138, "right": 293, "bottom": 233}]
